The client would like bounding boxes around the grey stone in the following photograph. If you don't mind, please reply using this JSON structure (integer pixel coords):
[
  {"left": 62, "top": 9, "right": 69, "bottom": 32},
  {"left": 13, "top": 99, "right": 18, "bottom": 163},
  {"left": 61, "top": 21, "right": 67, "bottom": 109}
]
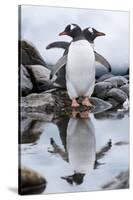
[
  {"left": 19, "top": 167, "right": 47, "bottom": 195},
  {"left": 94, "top": 109, "right": 125, "bottom": 120},
  {"left": 93, "top": 82, "right": 113, "bottom": 99},
  {"left": 107, "top": 88, "right": 128, "bottom": 103},
  {"left": 21, "top": 90, "right": 112, "bottom": 119},
  {"left": 27, "top": 65, "right": 50, "bottom": 82},
  {"left": 90, "top": 97, "right": 112, "bottom": 114},
  {"left": 53, "top": 90, "right": 112, "bottom": 115},
  {"left": 120, "top": 84, "right": 129, "bottom": 97},
  {"left": 124, "top": 75, "right": 129, "bottom": 80},
  {"left": 21, "top": 93, "right": 55, "bottom": 114},
  {"left": 107, "top": 98, "right": 120, "bottom": 108},
  {"left": 96, "top": 73, "right": 114, "bottom": 83},
  {"left": 21, "top": 118, "right": 46, "bottom": 144},
  {"left": 26, "top": 65, "right": 53, "bottom": 92},
  {"left": 20, "top": 64, "right": 33, "bottom": 96},
  {"left": 104, "top": 76, "right": 128, "bottom": 87},
  {"left": 102, "top": 171, "right": 129, "bottom": 190},
  {"left": 20, "top": 40, "right": 47, "bottom": 67}
]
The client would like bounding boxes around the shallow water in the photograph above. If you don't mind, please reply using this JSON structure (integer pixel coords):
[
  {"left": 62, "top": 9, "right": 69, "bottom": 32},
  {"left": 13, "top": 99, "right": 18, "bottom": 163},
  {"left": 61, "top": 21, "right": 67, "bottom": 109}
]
[{"left": 20, "top": 110, "right": 129, "bottom": 194}]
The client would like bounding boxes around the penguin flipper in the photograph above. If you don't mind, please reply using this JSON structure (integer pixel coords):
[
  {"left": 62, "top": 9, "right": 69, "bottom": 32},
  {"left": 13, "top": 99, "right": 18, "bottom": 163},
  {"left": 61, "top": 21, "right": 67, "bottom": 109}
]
[
  {"left": 46, "top": 41, "right": 70, "bottom": 50},
  {"left": 50, "top": 55, "right": 67, "bottom": 80},
  {"left": 94, "top": 51, "right": 111, "bottom": 72}
]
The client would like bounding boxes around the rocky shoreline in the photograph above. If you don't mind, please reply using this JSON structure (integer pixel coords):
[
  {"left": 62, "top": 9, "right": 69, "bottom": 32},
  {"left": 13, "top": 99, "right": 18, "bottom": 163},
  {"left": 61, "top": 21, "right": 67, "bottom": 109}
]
[
  {"left": 19, "top": 40, "right": 129, "bottom": 194},
  {"left": 20, "top": 40, "right": 129, "bottom": 113}
]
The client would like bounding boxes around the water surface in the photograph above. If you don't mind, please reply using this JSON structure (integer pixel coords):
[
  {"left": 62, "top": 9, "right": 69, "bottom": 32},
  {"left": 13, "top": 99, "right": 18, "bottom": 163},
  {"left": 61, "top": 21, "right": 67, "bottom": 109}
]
[{"left": 20, "top": 111, "right": 129, "bottom": 193}]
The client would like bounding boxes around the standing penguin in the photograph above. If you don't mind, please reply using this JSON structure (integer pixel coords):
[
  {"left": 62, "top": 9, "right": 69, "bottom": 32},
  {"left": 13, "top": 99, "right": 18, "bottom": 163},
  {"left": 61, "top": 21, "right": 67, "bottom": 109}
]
[
  {"left": 83, "top": 27, "right": 105, "bottom": 49},
  {"left": 59, "top": 24, "right": 95, "bottom": 107},
  {"left": 46, "top": 27, "right": 111, "bottom": 88}
]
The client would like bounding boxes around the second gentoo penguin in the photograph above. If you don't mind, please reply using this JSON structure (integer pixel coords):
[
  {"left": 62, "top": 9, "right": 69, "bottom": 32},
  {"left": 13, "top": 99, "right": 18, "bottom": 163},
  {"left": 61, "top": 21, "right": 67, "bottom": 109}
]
[
  {"left": 46, "top": 27, "right": 111, "bottom": 88},
  {"left": 59, "top": 24, "right": 95, "bottom": 107}
]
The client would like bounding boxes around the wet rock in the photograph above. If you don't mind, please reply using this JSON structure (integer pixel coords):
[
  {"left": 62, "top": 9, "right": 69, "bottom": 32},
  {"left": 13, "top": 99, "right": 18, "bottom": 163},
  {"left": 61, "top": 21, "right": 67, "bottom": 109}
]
[
  {"left": 53, "top": 90, "right": 112, "bottom": 115},
  {"left": 19, "top": 167, "right": 47, "bottom": 195},
  {"left": 120, "top": 84, "right": 129, "bottom": 97},
  {"left": 102, "top": 170, "right": 129, "bottom": 190},
  {"left": 93, "top": 82, "right": 113, "bottom": 99},
  {"left": 21, "top": 117, "right": 46, "bottom": 144},
  {"left": 21, "top": 111, "right": 54, "bottom": 122},
  {"left": 96, "top": 73, "right": 114, "bottom": 83},
  {"left": 21, "top": 93, "right": 55, "bottom": 115},
  {"left": 107, "top": 88, "right": 128, "bottom": 104},
  {"left": 124, "top": 75, "right": 129, "bottom": 81},
  {"left": 19, "top": 40, "right": 47, "bottom": 67},
  {"left": 21, "top": 90, "right": 112, "bottom": 119},
  {"left": 26, "top": 65, "right": 53, "bottom": 92},
  {"left": 104, "top": 76, "right": 128, "bottom": 87},
  {"left": 90, "top": 97, "right": 112, "bottom": 114},
  {"left": 123, "top": 98, "right": 129, "bottom": 110},
  {"left": 20, "top": 65, "right": 33, "bottom": 96},
  {"left": 95, "top": 66, "right": 109, "bottom": 78},
  {"left": 27, "top": 65, "right": 50, "bottom": 82},
  {"left": 107, "top": 98, "right": 120, "bottom": 108},
  {"left": 94, "top": 109, "right": 125, "bottom": 120}
]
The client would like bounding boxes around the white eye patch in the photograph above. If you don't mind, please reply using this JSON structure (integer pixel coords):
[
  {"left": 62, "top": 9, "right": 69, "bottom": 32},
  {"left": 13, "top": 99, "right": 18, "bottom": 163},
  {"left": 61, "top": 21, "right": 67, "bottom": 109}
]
[
  {"left": 70, "top": 24, "right": 76, "bottom": 30},
  {"left": 88, "top": 27, "right": 93, "bottom": 33}
]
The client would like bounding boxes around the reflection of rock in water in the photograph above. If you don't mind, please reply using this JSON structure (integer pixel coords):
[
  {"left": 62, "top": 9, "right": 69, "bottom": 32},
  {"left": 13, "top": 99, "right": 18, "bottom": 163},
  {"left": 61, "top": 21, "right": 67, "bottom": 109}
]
[
  {"left": 94, "top": 109, "right": 128, "bottom": 120},
  {"left": 102, "top": 170, "right": 129, "bottom": 190},
  {"left": 19, "top": 167, "right": 47, "bottom": 195},
  {"left": 20, "top": 117, "right": 45, "bottom": 144}
]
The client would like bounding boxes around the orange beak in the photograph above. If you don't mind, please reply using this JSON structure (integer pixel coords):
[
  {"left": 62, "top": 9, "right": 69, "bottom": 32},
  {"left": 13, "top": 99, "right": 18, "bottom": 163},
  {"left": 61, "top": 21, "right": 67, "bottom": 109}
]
[{"left": 59, "top": 31, "right": 68, "bottom": 36}]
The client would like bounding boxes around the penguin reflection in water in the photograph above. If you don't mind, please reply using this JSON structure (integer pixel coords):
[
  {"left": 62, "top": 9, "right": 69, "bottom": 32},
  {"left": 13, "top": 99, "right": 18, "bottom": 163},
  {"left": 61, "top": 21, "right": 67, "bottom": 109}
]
[
  {"left": 48, "top": 111, "right": 112, "bottom": 185},
  {"left": 58, "top": 24, "right": 96, "bottom": 107}
]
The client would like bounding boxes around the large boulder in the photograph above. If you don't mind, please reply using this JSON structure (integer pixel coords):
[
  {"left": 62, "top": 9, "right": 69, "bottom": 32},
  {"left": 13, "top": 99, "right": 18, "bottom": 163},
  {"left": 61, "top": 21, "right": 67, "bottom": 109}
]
[
  {"left": 124, "top": 75, "right": 129, "bottom": 81},
  {"left": 20, "top": 116, "right": 46, "bottom": 144},
  {"left": 107, "top": 98, "right": 120, "bottom": 108},
  {"left": 93, "top": 82, "right": 113, "bottom": 99},
  {"left": 20, "top": 65, "right": 33, "bottom": 96},
  {"left": 19, "top": 40, "right": 47, "bottom": 67},
  {"left": 96, "top": 73, "right": 114, "bottom": 83},
  {"left": 27, "top": 65, "right": 50, "bottom": 82},
  {"left": 21, "top": 93, "right": 55, "bottom": 115},
  {"left": 104, "top": 76, "right": 128, "bottom": 87},
  {"left": 120, "top": 84, "right": 129, "bottom": 97},
  {"left": 102, "top": 171, "right": 129, "bottom": 190},
  {"left": 106, "top": 88, "right": 128, "bottom": 104},
  {"left": 19, "top": 167, "right": 47, "bottom": 195},
  {"left": 21, "top": 90, "right": 112, "bottom": 119},
  {"left": 26, "top": 65, "right": 53, "bottom": 92}
]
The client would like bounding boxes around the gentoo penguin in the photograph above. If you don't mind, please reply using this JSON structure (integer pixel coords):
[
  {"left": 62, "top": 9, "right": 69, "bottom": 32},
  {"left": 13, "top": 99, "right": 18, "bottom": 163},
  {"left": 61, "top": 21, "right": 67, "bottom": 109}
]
[
  {"left": 59, "top": 24, "right": 95, "bottom": 107},
  {"left": 83, "top": 27, "right": 105, "bottom": 49},
  {"left": 46, "top": 27, "right": 111, "bottom": 87}
]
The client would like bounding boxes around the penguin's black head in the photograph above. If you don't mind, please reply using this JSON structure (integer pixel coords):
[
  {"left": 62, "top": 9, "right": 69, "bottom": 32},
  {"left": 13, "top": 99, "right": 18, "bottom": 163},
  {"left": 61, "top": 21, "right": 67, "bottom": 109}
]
[
  {"left": 83, "top": 27, "right": 105, "bottom": 43},
  {"left": 59, "top": 24, "right": 82, "bottom": 38}
]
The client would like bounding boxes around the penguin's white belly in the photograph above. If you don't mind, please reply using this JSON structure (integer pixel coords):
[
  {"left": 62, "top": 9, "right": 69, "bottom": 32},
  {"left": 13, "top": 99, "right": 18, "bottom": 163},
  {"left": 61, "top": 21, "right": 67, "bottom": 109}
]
[{"left": 66, "top": 40, "right": 95, "bottom": 99}]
